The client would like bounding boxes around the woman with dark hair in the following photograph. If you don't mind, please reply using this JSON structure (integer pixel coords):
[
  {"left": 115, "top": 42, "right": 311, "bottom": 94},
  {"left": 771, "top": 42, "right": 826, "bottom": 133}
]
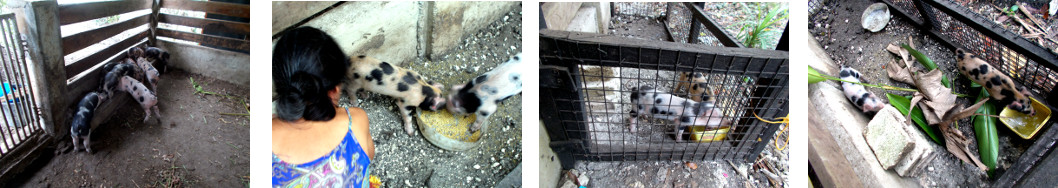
[{"left": 272, "top": 27, "right": 375, "bottom": 187}]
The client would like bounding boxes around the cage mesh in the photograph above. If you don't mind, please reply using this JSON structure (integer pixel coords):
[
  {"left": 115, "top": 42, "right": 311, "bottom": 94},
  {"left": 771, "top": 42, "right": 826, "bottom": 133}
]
[
  {"left": 884, "top": 0, "right": 1058, "bottom": 97},
  {"left": 541, "top": 30, "right": 788, "bottom": 162}
]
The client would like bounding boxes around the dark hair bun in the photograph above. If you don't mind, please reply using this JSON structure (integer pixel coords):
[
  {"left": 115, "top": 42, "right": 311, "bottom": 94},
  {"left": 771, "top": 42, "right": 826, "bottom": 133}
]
[{"left": 273, "top": 27, "right": 348, "bottom": 121}]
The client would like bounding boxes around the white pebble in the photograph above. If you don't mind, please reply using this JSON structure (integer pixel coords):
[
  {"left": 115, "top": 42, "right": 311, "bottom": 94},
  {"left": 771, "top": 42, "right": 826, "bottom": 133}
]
[
  {"left": 492, "top": 162, "right": 500, "bottom": 167},
  {"left": 474, "top": 165, "right": 481, "bottom": 169}
]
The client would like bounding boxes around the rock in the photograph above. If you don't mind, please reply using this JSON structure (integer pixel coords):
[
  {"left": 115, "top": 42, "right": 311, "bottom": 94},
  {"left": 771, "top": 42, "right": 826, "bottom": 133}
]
[
  {"left": 577, "top": 173, "right": 589, "bottom": 186},
  {"left": 631, "top": 181, "right": 645, "bottom": 188},
  {"left": 560, "top": 179, "right": 578, "bottom": 188},
  {"left": 863, "top": 105, "right": 914, "bottom": 169}
]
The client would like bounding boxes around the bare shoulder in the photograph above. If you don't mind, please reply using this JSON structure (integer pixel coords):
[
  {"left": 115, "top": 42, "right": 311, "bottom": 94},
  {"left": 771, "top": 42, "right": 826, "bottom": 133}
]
[{"left": 346, "top": 107, "right": 369, "bottom": 127}]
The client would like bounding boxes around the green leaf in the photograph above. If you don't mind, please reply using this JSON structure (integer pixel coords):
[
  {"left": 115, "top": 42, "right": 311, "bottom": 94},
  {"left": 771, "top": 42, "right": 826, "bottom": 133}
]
[
  {"left": 886, "top": 93, "right": 944, "bottom": 144},
  {"left": 901, "top": 44, "right": 951, "bottom": 88},
  {"left": 808, "top": 65, "right": 826, "bottom": 84},
  {"left": 973, "top": 88, "right": 999, "bottom": 172}
]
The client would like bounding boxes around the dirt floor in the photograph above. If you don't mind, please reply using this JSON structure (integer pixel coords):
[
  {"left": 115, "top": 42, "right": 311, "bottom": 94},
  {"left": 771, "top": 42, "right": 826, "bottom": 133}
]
[
  {"left": 807, "top": 0, "right": 1043, "bottom": 186},
  {"left": 9, "top": 70, "right": 250, "bottom": 187},
  {"left": 334, "top": 10, "right": 522, "bottom": 187}
]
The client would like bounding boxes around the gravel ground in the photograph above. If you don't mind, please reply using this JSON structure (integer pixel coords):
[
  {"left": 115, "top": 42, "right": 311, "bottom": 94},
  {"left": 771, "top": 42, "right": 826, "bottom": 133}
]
[
  {"left": 337, "top": 9, "right": 522, "bottom": 187},
  {"left": 809, "top": 0, "right": 1028, "bottom": 186}
]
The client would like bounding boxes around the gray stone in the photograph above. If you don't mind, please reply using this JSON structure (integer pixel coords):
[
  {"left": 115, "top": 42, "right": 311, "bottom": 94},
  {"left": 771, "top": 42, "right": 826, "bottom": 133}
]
[{"left": 864, "top": 106, "right": 914, "bottom": 169}]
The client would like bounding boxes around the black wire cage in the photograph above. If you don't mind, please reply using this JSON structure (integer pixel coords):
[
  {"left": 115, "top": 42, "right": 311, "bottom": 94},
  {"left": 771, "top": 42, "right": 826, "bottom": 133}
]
[
  {"left": 540, "top": 30, "right": 789, "bottom": 168},
  {"left": 811, "top": 0, "right": 1058, "bottom": 186}
]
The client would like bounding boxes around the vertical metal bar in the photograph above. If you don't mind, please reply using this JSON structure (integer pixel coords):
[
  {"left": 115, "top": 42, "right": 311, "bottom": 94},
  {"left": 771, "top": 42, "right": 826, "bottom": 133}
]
[
  {"left": 1, "top": 18, "right": 27, "bottom": 137},
  {"left": 8, "top": 16, "right": 33, "bottom": 136},
  {"left": 4, "top": 17, "right": 30, "bottom": 135},
  {"left": 8, "top": 17, "right": 36, "bottom": 131},
  {"left": 0, "top": 18, "right": 23, "bottom": 142}
]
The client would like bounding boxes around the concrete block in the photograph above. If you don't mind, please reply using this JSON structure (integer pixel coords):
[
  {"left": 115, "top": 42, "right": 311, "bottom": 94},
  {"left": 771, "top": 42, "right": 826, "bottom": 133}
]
[
  {"left": 566, "top": 6, "right": 598, "bottom": 33},
  {"left": 864, "top": 106, "right": 914, "bottom": 170},
  {"left": 893, "top": 115, "right": 937, "bottom": 177},
  {"left": 808, "top": 45, "right": 920, "bottom": 186},
  {"left": 540, "top": 123, "right": 562, "bottom": 188},
  {"left": 541, "top": 2, "right": 583, "bottom": 31}
]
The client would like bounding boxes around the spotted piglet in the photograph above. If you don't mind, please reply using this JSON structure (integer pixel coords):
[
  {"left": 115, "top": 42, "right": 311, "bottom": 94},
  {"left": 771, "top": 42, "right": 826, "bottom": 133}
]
[
  {"left": 135, "top": 57, "right": 161, "bottom": 92},
  {"left": 102, "top": 63, "right": 137, "bottom": 97},
  {"left": 116, "top": 75, "right": 162, "bottom": 123},
  {"left": 838, "top": 66, "right": 886, "bottom": 115},
  {"left": 447, "top": 54, "right": 524, "bottom": 133},
  {"left": 674, "top": 72, "right": 714, "bottom": 102},
  {"left": 956, "top": 49, "right": 1034, "bottom": 115},
  {"left": 71, "top": 91, "right": 105, "bottom": 153},
  {"left": 143, "top": 46, "right": 171, "bottom": 74},
  {"left": 345, "top": 55, "right": 446, "bottom": 135},
  {"left": 628, "top": 86, "right": 730, "bottom": 141}
]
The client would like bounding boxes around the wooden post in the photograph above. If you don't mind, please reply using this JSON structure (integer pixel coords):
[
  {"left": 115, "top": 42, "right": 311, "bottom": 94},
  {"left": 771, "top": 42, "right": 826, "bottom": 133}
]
[
  {"left": 15, "top": 0, "right": 65, "bottom": 138},
  {"left": 418, "top": 1, "right": 432, "bottom": 60},
  {"left": 149, "top": 0, "right": 160, "bottom": 46}
]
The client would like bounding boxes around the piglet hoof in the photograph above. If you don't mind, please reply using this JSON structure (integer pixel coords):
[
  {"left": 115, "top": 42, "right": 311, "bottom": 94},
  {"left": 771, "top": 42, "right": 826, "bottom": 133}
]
[
  {"left": 404, "top": 124, "right": 416, "bottom": 136},
  {"left": 86, "top": 148, "right": 93, "bottom": 154},
  {"left": 628, "top": 119, "right": 638, "bottom": 132}
]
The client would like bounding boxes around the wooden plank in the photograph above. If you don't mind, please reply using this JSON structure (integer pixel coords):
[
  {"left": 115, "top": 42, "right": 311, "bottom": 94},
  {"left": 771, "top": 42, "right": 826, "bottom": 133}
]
[
  {"left": 808, "top": 100, "right": 866, "bottom": 187},
  {"left": 156, "top": 28, "right": 248, "bottom": 52},
  {"left": 540, "top": 30, "right": 787, "bottom": 74},
  {"left": 58, "top": 0, "right": 150, "bottom": 25},
  {"left": 161, "top": 0, "right": 249, "bottom": 18},
  {"left": 159, "top": 14, "right": 249, "bottom": 36},
  {"left": 64, "top": 31, "right": 147, "bottom": 79},
  {"left": 61, "top": 15, "right": 148, "bottom": 56},
  {"left": 684, "top": 2, "right": 743, "bottom": 48}
]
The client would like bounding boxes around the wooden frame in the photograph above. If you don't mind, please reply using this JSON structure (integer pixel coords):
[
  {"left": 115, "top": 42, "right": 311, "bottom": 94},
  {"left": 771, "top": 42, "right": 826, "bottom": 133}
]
[
  {"left": 158, "top": 14, "right": 249, "bottom": 36},
  {"left": 60, "top": 0, "right": 250, "bottom": 79},
  {"left": 63, "top": 31, "right": 147, "bottom": 79},
  {"left": 156, "top": 28, "right": 248, "bottom": 51},
  {"left": 160, "top": 0, "right": 250, "bottom": 19},
  {"left": 61, "top": 15, "right": 148, "bottom": 56},
  {"left": 57, "top": 0, "right": 150, "bottom": 25}
]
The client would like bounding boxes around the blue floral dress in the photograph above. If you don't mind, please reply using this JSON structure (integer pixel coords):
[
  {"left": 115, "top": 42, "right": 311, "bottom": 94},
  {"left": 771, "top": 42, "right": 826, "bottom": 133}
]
[{"left": 273, "top": 108, "right": 371, "bottom": 188}]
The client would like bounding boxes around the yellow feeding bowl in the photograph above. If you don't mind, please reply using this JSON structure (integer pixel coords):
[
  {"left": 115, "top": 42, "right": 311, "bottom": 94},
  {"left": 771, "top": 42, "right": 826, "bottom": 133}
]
[
  {"left": 417, "top": 109, "right": 484, "bottom": 151},
  {"left": 689, "top": 126, "right": 729, "bottom": 142},
  {"left": 1000, "top": 97, "right": 1052, "bottom": 139}
]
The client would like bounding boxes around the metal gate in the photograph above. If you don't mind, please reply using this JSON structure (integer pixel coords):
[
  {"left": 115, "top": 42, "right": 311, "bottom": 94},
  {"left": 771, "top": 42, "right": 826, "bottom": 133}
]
[
  {"left": 0, "top": 13, "right": 43, "bottom": 157},
  {"left": 540, "top": 30, "right": 788, "bottom": 167}
]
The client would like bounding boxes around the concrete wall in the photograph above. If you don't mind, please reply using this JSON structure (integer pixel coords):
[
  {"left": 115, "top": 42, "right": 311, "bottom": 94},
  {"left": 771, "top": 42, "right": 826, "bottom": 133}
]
[
  {"left": 157, "top": 41, "right": 250, "bottom": 87},
  {"left": 296, "top": 1, "right": 422, "bottom": 66},
  {"left": 428, "top": 2, "right": 518, "bottom": 59},
  {"left": 271, "top": 1, "right": 340, "bottom": 37},
  {"left": 273, "top": 1, "right": 518, "bottom": 65}
]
